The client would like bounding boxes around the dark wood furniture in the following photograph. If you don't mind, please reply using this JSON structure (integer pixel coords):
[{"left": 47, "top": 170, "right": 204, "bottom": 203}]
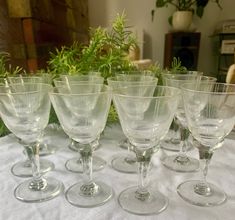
[
  {"left": 164, "top": 32, "right": 201, "bottom": 70},
  {"left": 0, "top": 0, "right": 89, "bottom": 72}
]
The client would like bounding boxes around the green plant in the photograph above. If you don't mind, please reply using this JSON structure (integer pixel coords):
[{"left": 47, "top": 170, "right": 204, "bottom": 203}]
[
  {"left": 151, "top": 0, "right": 222, "bottom": 23},
  {"left": 48, "top": 12, "right": 138, "bottom": 80},
  {"left": 0, "top": 52, "right": 23, "bottom": 78}
]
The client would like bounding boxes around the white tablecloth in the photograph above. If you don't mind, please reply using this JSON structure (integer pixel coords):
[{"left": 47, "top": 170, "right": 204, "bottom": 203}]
[{"left": 0, "top": 124, "right": 235, "bottom": 220}]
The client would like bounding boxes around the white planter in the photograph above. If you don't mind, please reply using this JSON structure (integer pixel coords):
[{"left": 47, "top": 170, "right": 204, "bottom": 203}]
[{"left": 172, "top": 11, "right": 193, "bottom": 32}]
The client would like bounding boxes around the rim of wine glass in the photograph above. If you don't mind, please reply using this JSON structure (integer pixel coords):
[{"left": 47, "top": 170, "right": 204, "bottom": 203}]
[
  {"left": 114, "top": 70, "right": 154, "bottom": 75},
  {"left": 112, "top": 85, "right": 181, "bottom": 99},
  {"left": 164, "top": 70, "right": 203, "bottom": 75},
  {"left": 0, "top": 83, "right": 52, "bottom": 95},
  {"left": 53, "top": 79, "right": 104, "bottom": 86},
  {"left": 50, "top": 84, "right": 111, "bottom": 96},
  {"left": 60, "top": 73, "right": 103, "bottom": 79},
  {"left": 180, "top": 82, "right": 235, "bottom": 95},
  {"left": 162, "top": 74, "right": 206, "bottom": 80},
  {"left": 107, "top": 76, "right": 158, "bottom": 82}
]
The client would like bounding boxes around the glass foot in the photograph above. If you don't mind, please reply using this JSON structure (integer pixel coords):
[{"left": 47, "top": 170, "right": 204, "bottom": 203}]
[
  {"left": 68, "top": 140, "right": 100, "bottom": 151},
  {"left": 23, "top": 143, "right": 57, "bottom": 157},
  {"left": 177, "top": 180, "right": 227, "bottom": 207},
  {"left": 14, "top": 177, "right": 64, "bottom": 202},
  {"left": 118, "top": 186, "right": 168, "bottom": 215},
  {"left": 11, "top": 159, "right": 55, "bottom": 178},
  {"left": 65, "top": 181, "right": 113, "bottom": 207},
  {"left": 38, "top": 143, "right": 57, "bottom": 156},
  {"left": 65, "top": 156, "right": 106, "bottom": 173},
  {"left": 111, "top": 154, "right": 138, "bottom": 173},
  {"left": 118, "top": 139, "right": 130, "bottom": 150},
  {"left": 162, "top": 155, "right": 199, "bottom": 172}
]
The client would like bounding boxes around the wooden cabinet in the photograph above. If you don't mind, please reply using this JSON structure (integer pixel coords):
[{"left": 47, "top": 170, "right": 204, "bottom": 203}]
[
  {"left": 164, "top": 32, "right": 201, "bottom": 70},
  {"left": 211, "top": 33, "right": 235, "bottom": 82}
]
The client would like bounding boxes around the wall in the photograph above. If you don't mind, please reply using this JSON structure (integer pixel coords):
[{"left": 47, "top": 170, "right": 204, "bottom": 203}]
[
  {"left": 88, "top": 0, "right": 235, "bottom": 75},
  {"left": 1, "top": 0, "right": 89, "bottom": 72}
]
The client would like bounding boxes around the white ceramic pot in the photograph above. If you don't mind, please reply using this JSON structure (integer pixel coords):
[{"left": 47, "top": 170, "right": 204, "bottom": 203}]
[{"left": 172, "top": 11, "right": 193, "bottom": 32}]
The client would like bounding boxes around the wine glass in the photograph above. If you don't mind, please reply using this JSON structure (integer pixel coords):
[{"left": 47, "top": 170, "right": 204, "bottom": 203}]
[
  {"left": 6, "top": 76, "right": 56, "bottom": 177},
  {"left": 54, "top": 76, "right": 106, "bottom": 173},
  {"left": 107, "top": 74, "right": 158, "bottom": 173},
  {"left": 177, "top": 82, "right": 235, "bottom": 206},
  {"left": 161, "top": 75, "right": 216, "bottom": 172},
  {"left": 0, "top": 83, "right": 64, "bottom": 202},
  {"left": 50, "top": 84, "right": 113, "bottom": 207},
  {"left": 160, "top": 71, "right": 203, "bottom": 152},
  {"left": 113, "top": 85, "right": 180, "bottom": 215},
  {"left": 8, "top": 76, "right": 57, "bottom": 155}
]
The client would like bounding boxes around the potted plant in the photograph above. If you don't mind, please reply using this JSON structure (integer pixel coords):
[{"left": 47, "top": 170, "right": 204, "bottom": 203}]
[{"left": 152, "top": 0, "right": 222, "bottom": 31}]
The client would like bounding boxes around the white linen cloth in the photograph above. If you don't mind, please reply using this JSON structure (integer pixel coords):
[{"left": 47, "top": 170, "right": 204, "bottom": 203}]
[{"left": 0, "top": 124, "right": 235, "bottom": 220}]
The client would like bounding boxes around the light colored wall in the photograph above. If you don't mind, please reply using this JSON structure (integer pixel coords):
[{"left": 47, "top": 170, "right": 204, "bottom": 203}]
[{"left": 88, "top": 0, "right": 235, "bottom": 75}]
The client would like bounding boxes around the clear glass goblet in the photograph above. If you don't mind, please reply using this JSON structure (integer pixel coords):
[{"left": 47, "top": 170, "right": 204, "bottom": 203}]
[
  {"left": 161, "top": 75, "right": 216, "bottom": 172},
  {"left": 113, "top": 85, "right": 180, "bottom": 215},
  {"left": 6, "top": 76, "right": 56, "bottom": 177},
  {"left": 160, "top": 71, "right": 203, "bottom": 152},
  {"left": 8, "top": 76, "right": 57, "bottom": 156},
  {"left": 177, "top": 82, "right": 235, "bottom": 206},
  {"left": 0, "top": 83, "right": 64, "bottom": 202},
  {"left": 54, "top": 77, "right": 107, "bottom": 172},
  {"left": 50, "top": 84, "right": 113, "bottom": 207},
  {"left": 107, "top": 74, "right": 158, "bottom": 173}
]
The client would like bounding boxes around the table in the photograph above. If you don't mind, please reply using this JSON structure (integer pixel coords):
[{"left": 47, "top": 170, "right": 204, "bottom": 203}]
[{"left": 0, "top": 124, "right": 235, "bottom": 220}]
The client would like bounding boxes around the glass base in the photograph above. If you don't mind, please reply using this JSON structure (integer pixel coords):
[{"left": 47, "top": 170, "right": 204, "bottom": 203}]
[
  {"left": 11, "top": 159, "right": 55, "bottom": 178},
  {"left": 177, "top": 180, "right": 227, "bottom": 207},
  {"left": 65, "top": 156, "right": 106, "bottom": 173},
  {"left": 38, "top": 143, "right": 57, "bottom": 156},
  {"left": 14, "top": 177, "right": 64, "bottom": 202},
  {"left": 111, "top": 154, "right": 138, "bottom": 173},
  {"left": 161, "top": 139, "right": 193, "bottom": 152},
  {"left": 162, "top": 155, "right": 199, "bottom": 172},
  {"left": 118, "top": 186, "right": 168, "bottom": 215},
  {"left": 22, "top": 143, "right": 57, "bottom": 157},
  {"left": 65, "top": 181, "right": 113, "bottom": 207},
  {"left": 68, "top": 140, "right": 100, "bottom": 151},
  {"left": 118, "top": 139, "right": 130, "bottom": 150}
]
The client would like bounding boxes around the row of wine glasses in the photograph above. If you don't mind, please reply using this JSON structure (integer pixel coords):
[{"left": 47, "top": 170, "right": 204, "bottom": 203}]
[{"left": 0, "top": 72, "right": 234, "bottom": 215}]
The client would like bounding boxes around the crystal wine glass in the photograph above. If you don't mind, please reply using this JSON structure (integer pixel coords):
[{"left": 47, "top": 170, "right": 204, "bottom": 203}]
[
  {"left": 161, "top": 74, "right": 216, "bottom": 172},
  {"left": 6, "top": 76, "right": 56, "bottom": 177},
  {"left": 107, "top": 74, "right": 158, "bottom": 173},
  {"left": 160, "top": 71, "right": 203, "bottom": 152},
  {"left": 50, "top": 84, "right": 113, "bottom": 207},
  {"left": 177, "top": 82, "right": 235, "bottom": 206},
  {"left": 0, "top": 83, "right": 64, "bottom": 202},
  {"left": 113, "top": 85, "right": 180, "bottom": 215},
  {"left": 54, "top": 76, "right": 106, "bottom": 172},
  {"left": 8, "top": 76, "right": 57, "bottom": 155}
]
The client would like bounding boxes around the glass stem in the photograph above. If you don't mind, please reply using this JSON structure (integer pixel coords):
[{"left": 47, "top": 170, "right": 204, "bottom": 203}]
[
  {"left": 79, "top": 142, "right": 99, "bottom": 196},
  {"left": 24, "top": 142, "right": 47, "bottom": 191},
  {"left": 175, "top": 126, "right": 190, "bottom": 164},
  {"left": 135, "top": 148, "right": 153, "bottom": 201},
  {"left": 194, "top": 146, "right": 213, "bottom": 196}
]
